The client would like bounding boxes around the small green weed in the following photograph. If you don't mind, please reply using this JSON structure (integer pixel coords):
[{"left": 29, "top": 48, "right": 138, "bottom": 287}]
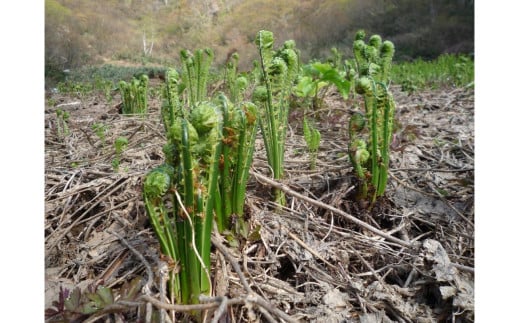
[
  {"left": 56, "top": 81, "right": 93, "bottom": 98},
  {"left": 91, "top": 123, "right": 108, "bottom": 148},
  {"left": 45, "top": 277, "right": 142, "bottom": 322},
  {"left": 303, "top": 117, "right": 321, "bottom": 170},
  {"left": 55, "top": 109, "right": 70, "bottom": 139},
  {"left": 112, "top": 136, "right": 129, "bottom": 171}
]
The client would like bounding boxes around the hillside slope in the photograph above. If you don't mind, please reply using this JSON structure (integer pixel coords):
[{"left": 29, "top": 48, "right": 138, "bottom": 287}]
[{"left": 45, "top": 0, "right": 474, "bottom": 76}]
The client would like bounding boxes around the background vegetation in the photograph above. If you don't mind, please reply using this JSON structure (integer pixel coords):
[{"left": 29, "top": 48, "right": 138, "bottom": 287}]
[{"left": 45, "top": 0, "right": 473, "bottom": 86}]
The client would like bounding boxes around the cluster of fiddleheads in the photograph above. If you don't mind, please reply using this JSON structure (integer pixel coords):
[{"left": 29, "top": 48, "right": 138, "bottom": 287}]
[
  {"left": 143, "top": 48, "right": 258, "bottom": 316},
  {"left": 118, "top": 74, "right": 149, "bottom": 115},
  {"left": 349, "top": 30, "right": 396, "bottom": 204}
]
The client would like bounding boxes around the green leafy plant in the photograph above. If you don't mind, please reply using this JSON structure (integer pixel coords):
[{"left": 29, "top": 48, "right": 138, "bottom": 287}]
[
  {"left": 302, "top": 117, "right": 321, "bottom": 170},
  {"left": 295, "top": 61, "right": 351, "bottom": 110},
  {"left": 45, "top": 277, "right": 142, "bottom": 322},
  {"left": 112, "top": 136, "right": 128, "bottom": 171},
  {"left": 348, "top": 30, "right": 396, "bottom": 204},
  {"left": 56, "top": 81, "right": 94, "bottom": 98},
  {"left": 392, "top": 54, "right": 474, "bottom": 90},
  {"left": 399, "top": 77, "right": 420, "bottom": 94},
  {"left": 47, "top": 97, "right": 57, "bottom": 107},
  {"left": 253, "top": 30, "right": 299, "bottom": 206},
  {"left": 100, "top": 78, "right": 115, "bottom": 104},
  {"left": 294, "top": 71, "right": 327, "bottom": 110},
  {"left": 92, "top": 122, "right": 108, "bottom": 148},
  {"left": 55, "top": 109, "right": 70, "bottom": 139},
  {"left": 118, "top": 74, "right": 149, "bottom": 115}
]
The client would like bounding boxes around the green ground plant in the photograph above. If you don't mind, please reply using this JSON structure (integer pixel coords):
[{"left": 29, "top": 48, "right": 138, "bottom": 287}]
[
  {"left": 93, "top": 76, "right": 115, "bottom": 104},
  {"left": 348, "top": 30, "right": 396, "bottom": 205},
  {"left": 55, "top": 78, "right": 114, "bottom": 102},
  {"left": 294, "top": 59, "right": 351, "bottom": 111},
  {"left": 56, "top": 81, "right": 93, "bottom": 98},
  {"left": 302, "top": 117, "right": 321, "bottom": 170},
  {"left": 45, "top": 277, "right": 142, "bottom": 322},
  {"left": 253, "top": 30, "right": 299, "bottom": 207},
  {"left": 112, "top": 136, "right": 129, "bottom": 171},
  {"left": 64, "top": 64, "right": 167, "bottom": 84},
  {"left": 118, "top": 74, "right": 149, "bottom": 115},
  {"left": 55, "top": 109, "right": 70, "bottom": 139},
  {"left": 91, "top": 122, "right": 108, "bottom": 148},
  {"left": 47, "top": 97, "right": 57, "bottom": 107},
  {"left": 392, "top": 53, "right": 474, "bottom": 92}
]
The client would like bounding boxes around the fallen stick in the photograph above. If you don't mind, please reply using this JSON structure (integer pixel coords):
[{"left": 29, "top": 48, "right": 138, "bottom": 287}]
[{"left": 251, "top": 171, "right": 414, "bottom": 249}]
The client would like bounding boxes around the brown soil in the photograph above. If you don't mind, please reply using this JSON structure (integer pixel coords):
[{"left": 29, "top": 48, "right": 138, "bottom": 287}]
[{"left": 45, "top": 84, "right": 474, "bottom": 322}]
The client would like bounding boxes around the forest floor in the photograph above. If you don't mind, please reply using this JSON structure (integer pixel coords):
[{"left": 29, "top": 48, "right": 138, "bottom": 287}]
[{"left": 44, "top": 83, "right": 474, "bottom": 322}]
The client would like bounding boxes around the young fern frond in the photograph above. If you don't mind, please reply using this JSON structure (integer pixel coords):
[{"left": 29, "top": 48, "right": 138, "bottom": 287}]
[
  {"left": 181, "top": 49, "right": 214, "bottom": 106},
  {"left": 112, "top": 136, "right": 128, "bottom": 171},
  {"left": 368, "top": 35, "right": 382, "bottom": 58},
  {"left": 225, "top": 52, "right": 249, "bottom": 104},
  {"left": 380, "top": 41, "right": 395, "bottom": 84},
  {"left": 216, "top": 93, "right": 258, "bottom": 235},
  {"left": 142, "top": 164, "right": 181, "bottom": 300},
  {"left": 162, "top": 68, "right": 182, "bottom": 134},
  {"left": 225, "top": 52, "right": 239, "bottom": 103},
  {"left": 330, "top": 47, "right": 342, "bottom": 69},
  {"left": 376, "top": 84, "right": 395, "bottom": 197},
  {"left": 216, "top": 95, "right": 233, "bottom": 232},
  {"left": 196, "top": 49, "right": 214, "bottom": 102},
  {"left": 178, "top": 119, "right": 202, "bottom": 305},
  {"left": 232, "top": 102, "right": 258, "bottom": 217},
  {"left": 114, "top": 136, "right": 128, "bottom": 155},
  {"left": 180, "top": 49, "right": 195, "bottom": 106}
]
